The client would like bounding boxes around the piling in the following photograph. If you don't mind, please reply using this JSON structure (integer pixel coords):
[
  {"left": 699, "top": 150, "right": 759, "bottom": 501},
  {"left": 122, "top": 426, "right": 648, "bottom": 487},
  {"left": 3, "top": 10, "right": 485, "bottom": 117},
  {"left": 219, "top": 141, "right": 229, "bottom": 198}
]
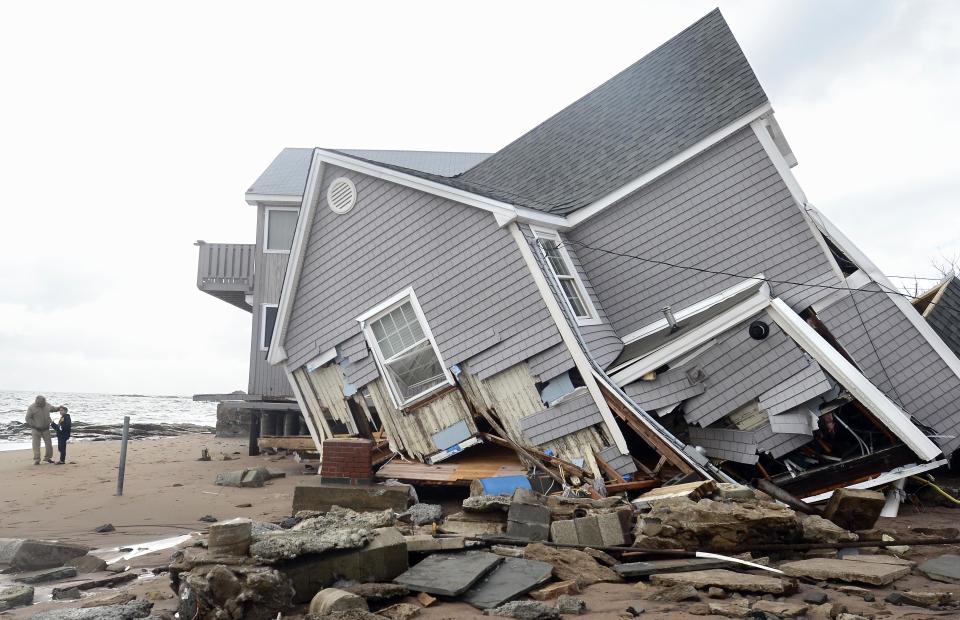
[{"left": 115, "top": 415, "right": 130, "bottom": 496}]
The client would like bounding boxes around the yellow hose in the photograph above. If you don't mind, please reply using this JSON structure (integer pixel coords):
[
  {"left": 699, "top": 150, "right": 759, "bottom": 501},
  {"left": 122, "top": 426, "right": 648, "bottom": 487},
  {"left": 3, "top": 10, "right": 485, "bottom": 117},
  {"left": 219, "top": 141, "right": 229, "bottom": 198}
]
[{"left": 910, "top": 475, "right": 960, "bottom": 506}]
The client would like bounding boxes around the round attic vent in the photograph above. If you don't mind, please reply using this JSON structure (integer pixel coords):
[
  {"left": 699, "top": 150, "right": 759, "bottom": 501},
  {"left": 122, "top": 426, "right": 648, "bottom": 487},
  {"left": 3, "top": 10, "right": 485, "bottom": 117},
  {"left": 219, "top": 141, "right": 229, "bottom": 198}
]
[{"left": 326, "top": 177, "right": 357, "bottom": 214}]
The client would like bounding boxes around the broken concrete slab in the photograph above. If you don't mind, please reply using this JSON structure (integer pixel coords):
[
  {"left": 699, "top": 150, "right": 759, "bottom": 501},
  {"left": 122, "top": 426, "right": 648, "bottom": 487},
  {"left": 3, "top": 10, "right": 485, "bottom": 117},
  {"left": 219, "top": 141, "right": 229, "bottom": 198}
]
[
  {"left": 399, "top": 504, "right": 443, "bottom": 526},
  {"left": 32, "top": 599, "right": 154, "bottom": 619},
  {"left": 310, "top": 588, "right": 369, "bottom": 615},
  {"left": 886, "top": 590, "right": 953, "bottom": 608},
  {"left": 522, "top": 543, "right": 621, "bottom": 587},
  {"left": 919, "top": 554, "right": 960, "bottom": 584},
  {"left": 292, "top": 482, "right": 410, "bottom": 513},
  {"left": 649, "top": 569, "right": 796, "bottom": 594},
  {"left": 689, "top": 599, "right": 751, "bottom": 617},
  {"left": 615, "top": 558, "right": 740, "bottom": 579},
  {"left": 640, "top": 583, "right": 701, "bottom": 602},
  {"left": 15, "top": 566, "right": 77, "bottom": 584},
  {"left": 631, "top": 481, "right": 718, "bottom": 508},
  {"left": 0, "top": 538, "right": 89, "bottom": 570},
  {"left": 779, "top": 558, "right": 909, "bottom": 586},
  {"left": 464, "top": 495, "right": 513, "bottom": 513},
  {"left": 52, "top": 587, "right": 81, "bottom": 600},
  {"left": 753, "top": 600, "right": 809, "bottom": 617},
  {"left": 491, "top": 545, "right": 525, "bottom": 558},
  {"left": 461, "top": 557, "right": 553, "bottom": 609},
  {"left": 842, "top": 554, "right": 914, "bottom": 567},
  {"left": 80, "top": 592, "right": 137, "bottom": 608},
  {"left": 393, "top": 550, "right": 503, "bottom": 597},
  {"left": 342, "top": 582, "right": 409, "bottom": 603},
  {"left": 0, "top": 585, "right": 34, "bottom": 609},
  {"left": 822, "top": 488, "right": 885, "bottom": 531},
  {"left": 583, "top": 547, "right": 618, "bottom": 567},
  {"left": 442, "top": 511, "right": 507, "bottom": 536},
  {"left": 379, "top": 602, "right": 422, "bottom": 620},
  {"left": 714, "top": 483, "right": 757, "bottom": 501},
  {"left": 66, "top": 554, "right": 108, "bottom": 574},
  {"left": 214, "top": 470, "right": 250, "bottom": 488},
  {"left": 556, "top": 594, "right": 586, "bottom": 615},
  {"left": 484, "top": 600, "right": 560, "bottom": 620},
  {"left": 208, "top": 517, "right": 252, "bottom": 557},
  {"left": 801, "top": 515, "right": 859, "bottom": 544},
  {"left": 241, "top": 467, "right": 267, "bottom": 487}
]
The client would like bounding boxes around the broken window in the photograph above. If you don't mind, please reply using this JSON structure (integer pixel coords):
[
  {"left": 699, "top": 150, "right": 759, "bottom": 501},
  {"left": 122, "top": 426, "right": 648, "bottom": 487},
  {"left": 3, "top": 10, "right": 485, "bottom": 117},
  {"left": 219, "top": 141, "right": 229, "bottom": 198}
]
[
  {"left": 260, "top": 304, "right": 278, "bottom": 351},
  {"left": 531, "top": 228, "right": 596, "bottom": 323},
  {"left": 823, "top": 236, "right": 859, "bottom": 277},
  {"left": 363, "top": 294, "right": 450, "bottom": 406}
]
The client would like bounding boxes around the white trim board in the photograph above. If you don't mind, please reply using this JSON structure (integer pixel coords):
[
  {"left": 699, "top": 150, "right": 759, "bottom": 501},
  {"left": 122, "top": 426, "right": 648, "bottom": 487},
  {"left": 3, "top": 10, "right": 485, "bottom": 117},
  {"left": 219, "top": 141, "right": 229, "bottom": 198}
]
[
  {"left": 803, "top": 459, "right": 947, "bottom": 503},
  {"left": 263, "top": 206, "right": 299, "bottom": 254},
  {"left": 529, "top": 226, "right": 602, "bottom": 327},
  {"left": 259, "top": 303, "right": 279, "bottom": 351},
  {"left": 245, "top": 193, "right": 303, "bottom": 206}
]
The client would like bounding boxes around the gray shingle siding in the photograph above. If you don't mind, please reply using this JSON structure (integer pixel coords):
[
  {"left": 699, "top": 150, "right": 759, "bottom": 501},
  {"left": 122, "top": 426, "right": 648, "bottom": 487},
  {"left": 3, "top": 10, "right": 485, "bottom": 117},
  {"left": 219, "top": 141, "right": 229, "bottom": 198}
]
[
  {"left": 527, "top": 343, "right": 575, "bottom": 382},
  {"left": 768, "top": 408, "right": 815, "bottom": 435},
  {"left": 759, "top": 362, "right": 832, "bottom": 416},
  {"left": 925, "top": 278, "right": 960, "bottom": 360},
  {"left": 817, "top": 282, "right": 960, "bottom": 455},
  {"left": 687, "top": 426, "right": 759, "bottom": 464},
  {"left": 597, "top": 445, "right": 638, "bottom": 476},
  {"left": 754, "top": 423, "right": 813, "bottom": 458},
  {"left": 520, "top": 389, "right": 603, "bottom": 444},
  {"left": 623, "top": 369, "right": 706, "bottom": 413},
  {"left": 283, "top": 165, "right": 559, "bottom": 379},
  {"left": 568, "top": 127, "right": 841, "bottom": 341},
  {"left": 680, "top": 313, "right": 817, "bottom": 428}
]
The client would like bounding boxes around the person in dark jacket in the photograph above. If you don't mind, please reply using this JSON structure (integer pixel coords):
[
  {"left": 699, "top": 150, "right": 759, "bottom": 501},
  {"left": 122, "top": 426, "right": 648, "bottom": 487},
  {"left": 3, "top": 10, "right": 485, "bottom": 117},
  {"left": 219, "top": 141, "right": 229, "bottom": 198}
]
[{"left": 50, "top": 407, "right": 72, "bottom": 465}]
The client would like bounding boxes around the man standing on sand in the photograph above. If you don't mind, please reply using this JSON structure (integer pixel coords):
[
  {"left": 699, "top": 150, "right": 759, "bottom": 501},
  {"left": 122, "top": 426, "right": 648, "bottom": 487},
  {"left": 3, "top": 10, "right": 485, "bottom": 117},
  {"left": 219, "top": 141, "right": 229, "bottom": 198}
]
[{"left": 25, "top": 396, "right": 64, "bottom": 465}]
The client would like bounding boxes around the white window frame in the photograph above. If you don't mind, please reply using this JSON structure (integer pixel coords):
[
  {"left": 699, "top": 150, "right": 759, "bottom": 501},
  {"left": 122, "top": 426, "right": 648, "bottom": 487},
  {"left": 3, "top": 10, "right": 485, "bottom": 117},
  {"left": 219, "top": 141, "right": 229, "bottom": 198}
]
[
  {"left": 263, "top": 206, "right": 300, "bottom": 254},
  {"left": 530, "top": 226, "right": 601, "bottom": 326},
  {"left": 260, "top": 303, "right": 279, "bottom": 351},
  {"left": 356, "top": 287, "right": 454, "bottom": 408}
]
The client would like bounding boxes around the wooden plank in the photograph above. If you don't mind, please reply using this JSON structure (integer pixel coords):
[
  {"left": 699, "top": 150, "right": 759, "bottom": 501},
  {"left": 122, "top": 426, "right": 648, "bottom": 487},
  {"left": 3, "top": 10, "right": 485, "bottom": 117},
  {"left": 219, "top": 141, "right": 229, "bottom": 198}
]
[
  {"left": 257, "top": 436, "right": 317, "bottom": 451},
  {"left": 604, "top": 479, "right": 660, "bottom": 493},
  {"left": 600, "top": 384, "right": 694, "bottom": 475},
  {"left": 593, "top": 450, "right": 626, "bottom": 483}
]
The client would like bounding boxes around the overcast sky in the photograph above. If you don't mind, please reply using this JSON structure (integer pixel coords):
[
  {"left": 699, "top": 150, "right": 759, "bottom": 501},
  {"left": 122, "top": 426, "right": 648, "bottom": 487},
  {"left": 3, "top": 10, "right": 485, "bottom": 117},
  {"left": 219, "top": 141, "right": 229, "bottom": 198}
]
[{"left": 1, "top": 1, "right": 956, "bottom": 396}]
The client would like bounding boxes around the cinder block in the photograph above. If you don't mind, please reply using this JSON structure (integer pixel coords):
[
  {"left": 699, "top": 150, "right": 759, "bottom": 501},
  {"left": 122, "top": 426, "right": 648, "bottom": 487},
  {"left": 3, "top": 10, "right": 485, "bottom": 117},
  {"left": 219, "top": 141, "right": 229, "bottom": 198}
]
[
  {"left": 550, "top": 520, "right": 578, "bottom": 545},
  {"left": 596, "top": 512, "right": 627, "bottom": 547},
  {"left": 292, "top": 482, "right": 410, "bottom": 513},
  {"left": 573, "top": 516, "right": 603, "bottom": 548}
]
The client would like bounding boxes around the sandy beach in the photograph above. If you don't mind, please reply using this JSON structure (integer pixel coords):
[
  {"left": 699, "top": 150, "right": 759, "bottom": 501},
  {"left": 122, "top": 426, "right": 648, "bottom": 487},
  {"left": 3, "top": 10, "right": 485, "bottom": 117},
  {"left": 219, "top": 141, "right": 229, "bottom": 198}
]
[{"left": 0, "top": 434, "right": 306, "bottom": 549}]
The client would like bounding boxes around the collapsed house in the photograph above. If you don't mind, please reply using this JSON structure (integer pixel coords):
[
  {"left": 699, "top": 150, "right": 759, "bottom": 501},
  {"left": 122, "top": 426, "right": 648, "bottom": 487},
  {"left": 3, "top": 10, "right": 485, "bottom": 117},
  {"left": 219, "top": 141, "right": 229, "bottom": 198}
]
[
  {"left": 227, "top": 9, "right": 960, "bottom": 499},
  {"left": 913, "top": 274, "right": 960, "bottom": 361}
]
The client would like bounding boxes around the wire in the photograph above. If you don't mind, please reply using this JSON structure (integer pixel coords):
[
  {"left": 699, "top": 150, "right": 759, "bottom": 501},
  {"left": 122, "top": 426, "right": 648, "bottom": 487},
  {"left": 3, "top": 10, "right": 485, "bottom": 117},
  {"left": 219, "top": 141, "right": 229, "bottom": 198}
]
[{"left": 911, "top": 476, "right": 960, "bottom": 506}]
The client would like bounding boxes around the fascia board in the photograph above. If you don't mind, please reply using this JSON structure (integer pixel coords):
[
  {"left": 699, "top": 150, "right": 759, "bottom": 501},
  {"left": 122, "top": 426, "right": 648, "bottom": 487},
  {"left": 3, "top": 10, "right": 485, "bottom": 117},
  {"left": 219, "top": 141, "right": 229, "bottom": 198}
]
[
  {"left": 267, "top": 155, "right": 325, "bottom": 366},
  {"left": 766, "top": 297, "right": 941, "bottom": 461},
  {"left": 610, "top": 287, "right": 772, "bottom": 385},
  {"left": 245, "top": 193, "right": 304, "bottom": 206},
  {"left": 621, "top": 277, "right": 765, "bottom": 344},
  {"left": 566, "top": 103, "right": 773, "bottom": 228}
]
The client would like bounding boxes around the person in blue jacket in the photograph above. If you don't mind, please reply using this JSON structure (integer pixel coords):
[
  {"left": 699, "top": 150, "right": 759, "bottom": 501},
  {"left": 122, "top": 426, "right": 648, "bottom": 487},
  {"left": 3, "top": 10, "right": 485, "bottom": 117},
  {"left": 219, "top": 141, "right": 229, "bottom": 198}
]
[{"left": 50, "top": 407, "right": 72, "bottom": 465}]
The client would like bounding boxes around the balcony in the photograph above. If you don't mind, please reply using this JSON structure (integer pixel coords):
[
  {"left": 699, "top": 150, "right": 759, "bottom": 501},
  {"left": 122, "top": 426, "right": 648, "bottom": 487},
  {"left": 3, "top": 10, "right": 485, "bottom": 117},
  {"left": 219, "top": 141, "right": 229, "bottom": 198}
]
[{"left": 196, "top": 242, "right": 255, "bottom": 311}]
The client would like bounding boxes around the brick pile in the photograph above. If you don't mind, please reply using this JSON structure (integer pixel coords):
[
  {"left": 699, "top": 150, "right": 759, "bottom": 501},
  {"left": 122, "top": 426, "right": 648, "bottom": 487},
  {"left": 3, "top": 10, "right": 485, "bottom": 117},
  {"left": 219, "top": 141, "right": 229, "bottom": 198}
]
[{"left": 319, "top": 438, "right": 373, "bottom": 485}]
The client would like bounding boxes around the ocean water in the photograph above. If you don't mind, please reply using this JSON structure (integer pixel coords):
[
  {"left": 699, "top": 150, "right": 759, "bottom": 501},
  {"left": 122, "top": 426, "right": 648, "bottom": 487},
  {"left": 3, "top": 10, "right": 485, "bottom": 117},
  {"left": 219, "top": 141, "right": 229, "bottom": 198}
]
[{"left": 0, "top": 390, "right": 217, "bottom": 448}]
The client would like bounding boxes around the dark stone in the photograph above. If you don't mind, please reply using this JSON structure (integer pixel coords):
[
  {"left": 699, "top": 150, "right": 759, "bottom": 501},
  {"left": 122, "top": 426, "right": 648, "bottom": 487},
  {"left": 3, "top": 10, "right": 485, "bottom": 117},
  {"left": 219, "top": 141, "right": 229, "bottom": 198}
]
[
  {"left": 16, "top": 566, "right": 78, "bottom": 584},
  {"left": 0, "top": 585, "right": 34, "bottom": 608},
  {"left": 821, "top": 489, "right": 885, "bottom": 531},
  {"left": 484, "top": 600, "right": 560, "bottom": 620},
  {"left": 280, "top": 517, "right": 299, "bottom": 529},
  {"left": 398, "top": 503, "right": 443, "bottom": 526},
  {"left": 94, "top": 524, "right": 115, "bottom": 533},
  {"left": 616, "top": 558, "right": 738, "bottom": 578},
  {"left": 863, "top": 594, "right": 875, "bottom": 602},
  {"left": 0, "top": 538, "right": 90, "bottom": 570},
  {"left": 802, "top": 591, "right": 828, "bottom": 604},
  {"left": 394, "top": 550, "right": 502, "bottom": 597},
  {"left": 918, "top": 554, "right": 960, "bottom": 584},
  {"left": 343, "top": 582, "right": 409, "bottom": 603},
  {"left": 461, "top": 557, "right": 554, "bottom": 609},
  {"left": 52, "top": 586, "right": 81, "bottom": 600},
  {"left": 199, "top": 515, "right": 217, "bottom": 523},
  {"left": 885, "top": 591, "right": 903, "bottom": 605}
]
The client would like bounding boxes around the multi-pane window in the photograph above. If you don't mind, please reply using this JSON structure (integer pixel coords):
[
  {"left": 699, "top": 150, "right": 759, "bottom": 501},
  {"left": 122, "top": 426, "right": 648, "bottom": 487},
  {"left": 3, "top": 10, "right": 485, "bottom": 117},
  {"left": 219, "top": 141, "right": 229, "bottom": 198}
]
[
  {"left": 264, "top": 207, "right": 298, "bottom": 252},
  {"left": 533, "top": 229, "right": 595, "bottom": 323},
  {"left": 364, "top": 295, "right": 449, "bottom": 405}
]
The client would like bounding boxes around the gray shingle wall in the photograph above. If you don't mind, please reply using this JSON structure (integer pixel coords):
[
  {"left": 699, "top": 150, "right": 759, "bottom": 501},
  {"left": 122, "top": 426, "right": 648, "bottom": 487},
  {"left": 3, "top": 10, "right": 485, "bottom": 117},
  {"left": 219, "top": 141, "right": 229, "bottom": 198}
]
[
  {"left": 283, "top": 165, "right": 559, "bottom": 378},
  {"left": 568, "top": 127, "right": 841, "bottom": 342},
  {"left": 768, "top": 409, "right": 815, "bottom": 435},
  {"left": 759, "top": 361, "right": 832, "bottom": 416},
  {"left": 455, "top": 9, "right": 768, "bottom": 215},
  {"left": 926, "top": 278, "right": 960, "bottom": 360},
  {"left": 754, "top": 423, "right": 813, "bottom": 458},
  {"left": 680, "top": 313, "right": 814, "bottom": 427},
  {"left": 520, "top": 388, "right": 603, "bottom": 444},
  {"left": 526, "top": 343, "right": 575, "bottom": 382},
  {"left": 623, "top": 368, "right": 706, "bottom": 412},
  {"left": 817, "top": 282, "right": 960, "bottom": 455},
  {"left": 687, "top": 426, "right": 759, "bottom": 464}
]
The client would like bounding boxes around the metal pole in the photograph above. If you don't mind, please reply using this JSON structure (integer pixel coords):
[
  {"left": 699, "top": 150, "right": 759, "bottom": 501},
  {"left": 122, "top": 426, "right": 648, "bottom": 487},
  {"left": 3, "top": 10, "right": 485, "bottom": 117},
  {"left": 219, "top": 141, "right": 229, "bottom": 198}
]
[{"left": 116, "top": 415, "right": 130, "bottom": 496}]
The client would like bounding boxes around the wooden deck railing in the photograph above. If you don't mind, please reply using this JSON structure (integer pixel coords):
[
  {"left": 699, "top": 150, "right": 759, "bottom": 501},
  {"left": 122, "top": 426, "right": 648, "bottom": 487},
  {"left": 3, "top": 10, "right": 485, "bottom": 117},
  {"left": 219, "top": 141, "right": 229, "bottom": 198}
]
[{"left": 196, "top": 242, "right": 255, "bottom": 292}]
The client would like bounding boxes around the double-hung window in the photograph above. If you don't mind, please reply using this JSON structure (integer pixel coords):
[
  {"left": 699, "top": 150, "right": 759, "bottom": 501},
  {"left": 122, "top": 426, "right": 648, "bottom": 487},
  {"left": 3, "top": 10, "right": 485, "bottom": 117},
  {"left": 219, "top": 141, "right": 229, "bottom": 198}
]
[
  {"left": 359, "top": 289, "right": 451, "bottom": 407},
  {"left": 264, "top": 207, "right": 299, "bottom": 253},
  {"left": 531, "top": 228, "right": 598, "bottom": 325}
]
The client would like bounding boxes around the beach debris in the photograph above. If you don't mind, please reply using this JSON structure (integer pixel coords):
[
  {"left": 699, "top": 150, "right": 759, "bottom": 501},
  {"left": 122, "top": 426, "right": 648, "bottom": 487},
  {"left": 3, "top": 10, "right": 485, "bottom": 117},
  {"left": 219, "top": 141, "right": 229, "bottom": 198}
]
[
  {"left": 52, "top": 586, "right": 82, "bottom": 600},
  {"left": 378, "top": 602, "right": 422, "bottom": 620},
  {"left": 68, "top": 554, "right": 109, "bottom": 574},
  {"left": 416, "top": 592, "right": 437, "bottom": 607},
  {"left": 635, "top": 583, "right": 700, "bottom": 602},
  {"left": 51, "top": 571, "right": 138, "bottom": 599},
  {"left": 398, "top": 503, "right": 443, "bottom": 526},
  {"left": 522, "top": 543, "right": 621, "bottom": 587},
  {"left": 528, "top": 580, "right": 580, "bottom": 601},
  {"left": 199, "top": 447, "right": 211, "bottom": 461},
  {"left": 822, "top": 488, "right": 886, "bottom": 531},
  {"left": 80, "top": 592, "right": 137, "bottom": 608},
  {"left": 0, "top": 585, "right": 34, "bottom": 609},
  {"left": 463, "top": 495, "right": 513, "bottom": 513},
  {"left": 649, "top": 569, "right": 797, "bottom": 595},
  {"left": 143, "top": 590, "right": 173, "bottom": 601},
  {"left": 235, "top": 502, "right": 253, "bottom": 508},
  {"left": 208, "top": 518, "right": 252, "bottom": 557},
  {"left": 690, "top": 599, "right": 751, "bottom": 617},
  {"left": 94, "top": 523, "right": 116, "bottom": 533},
  {"left": 801, "top": 515, "right": 859, "bottom": 544},
  {"left": 342, "top": 582, "right": 409, "bottom": 603},
  {"left": 615, "top": 558, "right": 743, "bottom": 579},
  {"left": 919, "top": 554, "right": 960, "bottom": 583},
  {"left": 394, "top": 550, "right": 502, "bottom": 597},
  {"left": 583, "top": 547, "right": 618, "bottom": 567},
  {"left": 199, "top": 515, "right": 218, "bottom": 523},
  {"left": 441, "top": 511, "right": 507, "bottom": 536},
  {"left": 484, "top": 600, "right": 560, "bottom": 619},
  {"left": 803, "top": 591, "right": 829, "bottom": 604},
  {"left": 461, "top": 556, "right": 554, "bottom": 609},
  {"left": 506, "top": 491, "right": 552, "bottom": 542},
  {"left": 885, "top": 589, "right": 956, "bottom": 608},
  {"left": 292, "top": 482, "right": 411, "bottom": 513},
  {"left": 309, "top": 588, "right": 369, "bottom": 615},
  {"left": 15, "top": 566, "right": 78, "bottom": 584},
  {"left": 753, "top": 600, "right": 810, "bottom": 617},
  {"left": 779, "top": 558, "right": 910, "bottom": 585},
  {"left": 177, "top": 564, "right": 293, "bottom": 620},
  {"left": 215, "top": 468, "right": 266, "bottom": 488},
  {"left": 556, "top": 595, "right": 586, "bottom": 615},
  {"left": 0, "top": 538, "right": 89, "bottom": 570},
  {"left": 33, "top": 598, "right": 153, "bottom": 619},
  {"left": 631, "top": 496, "right": 802, "bottom": 551},
  {"left": 404, "top": 534, "right": 466, "bottom": 553}
]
